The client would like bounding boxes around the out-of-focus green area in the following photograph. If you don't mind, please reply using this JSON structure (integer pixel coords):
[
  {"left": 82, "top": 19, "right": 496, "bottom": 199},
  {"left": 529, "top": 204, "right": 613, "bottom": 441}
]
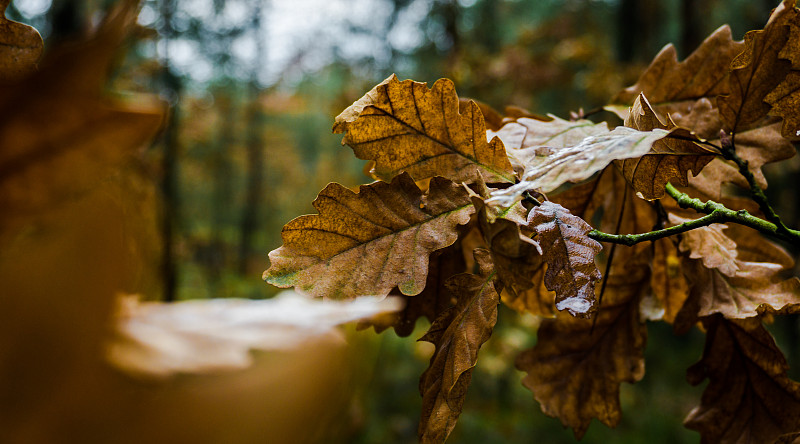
[{"left": 9, "top": 0, "right": 797, "bottom": 442}]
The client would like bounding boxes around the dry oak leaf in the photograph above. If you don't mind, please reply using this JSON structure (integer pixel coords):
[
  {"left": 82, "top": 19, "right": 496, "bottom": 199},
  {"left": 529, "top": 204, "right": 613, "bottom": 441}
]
[
  {"left": 528, "top": 201, "right": 602, "bottom": 317},
  {"left": 647, "top": 237, "right": 690, "bottom": 324},
  {"left": 487, "top": 115, "right": 608, "bottom": 178},
  {"left": 608, "top": 25, "right": 744, "bottom": 117},
  {"left": 489, "top": 125, "right": 670, "bottom": 208},
  {"left": 109, "top": 291, "right": 403, "bottom": 378},
  {"left": 332, "top": 74, "right": 514, "bottom": 184},
  {"left": 718, "top": 0, "right": 798, "bottom": 134},
  {"left": 685, "top": 316, "right": 800, "bottom": 444},
  {"left": 668, "top": 213, "right": 739, "bottom": 277},
  {"left": 418, "top": 249, "right": 499, "bottom": 444},
  {"left": 515, "top": 269, "right": 647, "bottom": 439},
  {"left": 682, "top": 230, "right": 800, "bottom": 319},
  {"left": 618, "top": 94, "right": 716, "bottom": 200},
  {"left": 358, "top": 239, "right": 466, "bottom": 337},
  {"left": 667, "top": 98, "right": 795, "bottom": 196},
  {"left": 263, "top": 173, "right": 474, "bottom": 299},
  {"left": 0, "top": 0, "right": 42, "bottom": 81},
  {"left": 472, "top": 195, "right": 554, "bottom": 317}
]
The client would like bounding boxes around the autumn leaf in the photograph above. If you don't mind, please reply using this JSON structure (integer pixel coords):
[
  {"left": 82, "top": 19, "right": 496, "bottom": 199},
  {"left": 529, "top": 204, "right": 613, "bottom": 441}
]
[
  {"left": 618, "top": 94, "right": 716, "bottom": 200},
  {"left": 669, "top": 213, "right": 739, "bottom": 276},
  {"left": 263, "top": 173, "right": 474, "bottom": 299},
  {"left": 527, "top": 201, "right": 602, "bottom": 317},
  {"left": 647, "top": 238, "right": 690, "bottom": 324},
  {"left": 418, "top": 249, "right": 499, "bottom": 444},
  {"left": 471, "top": 195, "right": 554, "bottom": 317},
  {"left": 681, "top": 224, "right": 800, "bottom": 319},
  {"left": 332, "top": 74, "right": 515, "bottom": 184},
  {"left": 685, "top": 316, "right": 800, "bottom": 444},
  {"left": 358, "top": 240, "right": 466, "bottom": 337},
  {"left": 608, "top": 25, "right": 744, "bottom": 117},
  {"left": 108, "top": 291, "right": 403, "bottom": 377},
  {"left": 0, "top": 0, "right": 42, "bottom": 80},
  {"left": 718, "top": 0, "right": 798, "bottom": 134},
  {"left": 489, "top": 125, "right": 670, "bottom": 208},
  {"left": 515, "top": 269, "right": 647, "bottom": 439},
  {"left": 667, "top": 98, "right": 795, "bottom": 196}
]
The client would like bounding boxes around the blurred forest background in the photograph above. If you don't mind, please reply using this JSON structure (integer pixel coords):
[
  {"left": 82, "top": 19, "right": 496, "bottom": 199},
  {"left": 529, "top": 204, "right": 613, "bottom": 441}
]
[{"left": 9, "top": 0, "right": 798, "bottom": 442}]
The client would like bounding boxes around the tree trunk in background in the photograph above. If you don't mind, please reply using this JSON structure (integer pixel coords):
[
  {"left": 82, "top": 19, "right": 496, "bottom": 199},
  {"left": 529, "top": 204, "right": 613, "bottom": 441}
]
[
  {"left": 680, "top": 0, "right": 703, "bottom": 56},
  {"left": 159, "top": 0, "right": 181, "bottom": 302},
  {"left": 209, "top": 93, "right": 235, "bottom": 294},
  {"left": 239, "top": 2, "right": 268, "bottom": 276}
]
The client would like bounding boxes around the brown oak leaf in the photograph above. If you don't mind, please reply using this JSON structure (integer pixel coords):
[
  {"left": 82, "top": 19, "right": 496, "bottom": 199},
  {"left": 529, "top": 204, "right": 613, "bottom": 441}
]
[
  {"left": 718, "top": 0, "right": 798, "bottom": 134},
  {"left": 0, "top": 0, "right": 42, "bottom": 81},
  {"left": 528, "top": 201, "right": 603, "bottom": 317},
  {"left": 263, "top": 173, "right": 474, "bottom": 299},
  {"left": 617, "top": 94, "right": 716, "bottom": 200},
  {"left": 515, "top": 268, "right": 647, "bottom": 439},
  {"left": 685, "top": 316, "right": 800, "bottom": 444},
  {"left": 332, "top": 74, "right": 515, "bottom": 184},
  {"left": 418, "top": 249, "right": 499, "bottom": 444}
]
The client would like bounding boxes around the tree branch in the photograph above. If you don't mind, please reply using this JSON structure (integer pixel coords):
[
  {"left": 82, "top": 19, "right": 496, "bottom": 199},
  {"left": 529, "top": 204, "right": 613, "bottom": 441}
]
[{"left": 588, "top": 183, "right": 800, "bottom": 247}]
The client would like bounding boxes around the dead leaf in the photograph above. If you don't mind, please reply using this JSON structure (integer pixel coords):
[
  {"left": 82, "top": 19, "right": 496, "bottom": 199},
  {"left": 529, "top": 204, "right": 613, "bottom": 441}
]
[
  {"left": 0, "top": 0, "right": 42, "bottom": 80},
  {"left": 515, "top": 269, "right": 647, "bottom": 439},
  {"left": 418, "top": 250, "right": 499, "bottom": 443},
  {"left": 108, "top": 291, "right": 403, "bottom": 377},
  {"left": 718, "top": 0, "right": 798, "bottom": 134},
  {"left": 609, "top": 25, "right": 744, "bottom": 117},
  {"left": 668, "top": 213, "right": 739, "bottom": 276},
  {"left": 489, "top": 125, "right": 671, "bottom": 208},
  {"left": 648, "top": 238, "right": 690, "bottom": 324},
  {"left": 472, "top": 196, "right": 554, "bottom": 317},
  {"left": 263, "top": 173, "right": 474, "bottom": 299},
  {"left": 333, "top": 74, "right": 515, "bottom": 184},
  {"left": 685, "top": 316, "right": 800, "bottom": 444},
  {"left": 618, "top": 94, "right": 716, "bottom": 200},
  {"left": 358, "top": 239, "right": 466, "bottom": 337},
  {"left": 528, "top": 201, "right": 602, "bottom": 317}
]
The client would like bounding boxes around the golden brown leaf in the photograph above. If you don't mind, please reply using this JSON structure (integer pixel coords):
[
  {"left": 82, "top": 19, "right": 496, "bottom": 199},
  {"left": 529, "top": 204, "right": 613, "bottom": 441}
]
[
  {"left": 528, "top": 201, "right": 603, "bottom": 317},
  {"left": 718, "top": 0, "right": 798, "bottom": 133},
  {"left": 333, "top": 74, "right": 514, "bottom": 184},
  {"left": 648, "top": 238, "right": 690, "bottom": 324},
  {"left": 669, "top": 213, "right": 739, "bottom": 276},
  {"left": 618, "top": 94, "right": 716, "bottom": 200},
  {"left": 766, "top": 72, "right": 800, "bottom": 140},
  {"left": 515, "top": 269, "right": 647, "bottom": 439},
  {"left": 472, "top": 196, "right": 554, "bottom": 317},
  {"left": 358, "top": 240, "right": 466, "bottom": 337},
  {"left": 682, "top": 225, "right": 800, "bottom": 319},
  {"left": 685, "top": 316, "right": 800, "bottom": 444},
  {"left": 668, "top": 98, "right": 795, "bottom": 196},
  {"left": 0, "top": 0, "right": 42, "bottom": 80},
  {"left": 609, "top": 25, "right": 744, "bottom": 114},
  {"left": 263, "top": 173, "right": 474, "bottom": 299},
  {"left": 418, "top": 250, "right": 499, "bottom": 443}
]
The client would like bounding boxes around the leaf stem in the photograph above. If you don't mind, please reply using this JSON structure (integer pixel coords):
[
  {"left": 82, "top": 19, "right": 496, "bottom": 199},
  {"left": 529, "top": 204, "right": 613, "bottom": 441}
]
[{"left": 588, "top": 184, "right": 800, "bottom": 247}]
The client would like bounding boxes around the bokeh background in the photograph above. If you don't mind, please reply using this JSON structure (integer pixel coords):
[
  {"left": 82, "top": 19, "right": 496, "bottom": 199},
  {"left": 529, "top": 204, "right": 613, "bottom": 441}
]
[{"left": 8, "top": 1, "right": 798, "bottom": 442}]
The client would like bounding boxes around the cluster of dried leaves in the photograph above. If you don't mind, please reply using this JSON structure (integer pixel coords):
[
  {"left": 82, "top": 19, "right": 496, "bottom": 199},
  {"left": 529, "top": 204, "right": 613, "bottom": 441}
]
[{"left": 264, "top": 1, "right": 800, "bottom": 442}]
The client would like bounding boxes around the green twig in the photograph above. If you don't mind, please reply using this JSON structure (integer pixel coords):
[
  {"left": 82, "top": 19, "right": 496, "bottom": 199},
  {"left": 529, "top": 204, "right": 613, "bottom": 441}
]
[
  {"left": 718, "top": 134, "right": 794, "bottom": 237},
  {"left": 588, "top": 183, "right": 800, "bottom": 247}
]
